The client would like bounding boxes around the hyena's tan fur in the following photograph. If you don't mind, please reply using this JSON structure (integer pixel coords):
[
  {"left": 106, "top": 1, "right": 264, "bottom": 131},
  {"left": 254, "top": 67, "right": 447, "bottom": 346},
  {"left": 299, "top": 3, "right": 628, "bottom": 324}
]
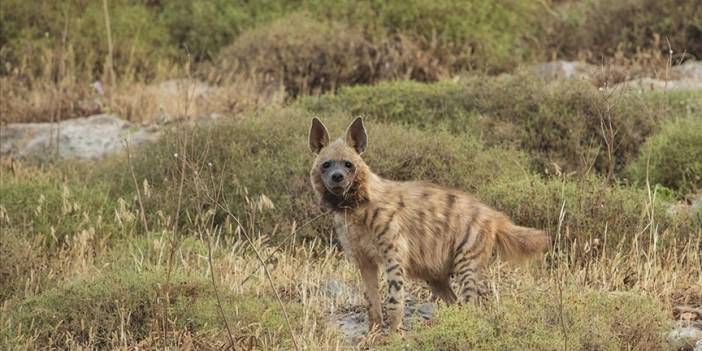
[{"left": 308, "top": 117, "right": 550, "bottom": 332}]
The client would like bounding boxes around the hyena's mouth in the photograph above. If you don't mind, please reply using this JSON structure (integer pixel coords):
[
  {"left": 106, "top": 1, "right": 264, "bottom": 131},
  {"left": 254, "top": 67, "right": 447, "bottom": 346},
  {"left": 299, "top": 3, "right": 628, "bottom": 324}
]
[{"left": 327, "top": 185, "right": 348, "bottom": 196}]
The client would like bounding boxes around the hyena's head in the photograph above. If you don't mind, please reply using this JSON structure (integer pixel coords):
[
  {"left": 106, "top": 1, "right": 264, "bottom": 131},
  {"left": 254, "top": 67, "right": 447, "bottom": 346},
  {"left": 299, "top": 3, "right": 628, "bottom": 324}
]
[{"left": 308, "top": 117, "right": 370, "bottom": 210}]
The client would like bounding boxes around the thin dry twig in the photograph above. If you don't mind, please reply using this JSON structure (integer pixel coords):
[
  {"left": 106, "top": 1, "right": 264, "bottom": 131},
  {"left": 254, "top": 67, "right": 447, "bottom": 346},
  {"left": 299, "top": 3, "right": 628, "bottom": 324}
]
[
  {"left": 125, "top": 139, "right": 149, "bottom": 233},
  {"left": 207, "top": 192, "right": 302, "bottom": 351},
  {"left": 239, "top": 210, "right": 331, "bottom": 286},
  {"left": 205, "top": 226, "right": 238, "bottom": 350},
  {"left": 101, "top": 0, "right": 115, "bottom": 109}
]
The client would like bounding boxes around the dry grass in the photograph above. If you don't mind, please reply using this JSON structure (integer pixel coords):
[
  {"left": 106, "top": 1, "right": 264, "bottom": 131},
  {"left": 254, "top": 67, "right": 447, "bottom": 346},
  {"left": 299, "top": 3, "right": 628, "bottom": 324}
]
[
  {"left": 1, "top": 156, "right": 700, "bottom": 349},
  {"left": 0, "top": 73, "right": 284, "bottom": 125}
]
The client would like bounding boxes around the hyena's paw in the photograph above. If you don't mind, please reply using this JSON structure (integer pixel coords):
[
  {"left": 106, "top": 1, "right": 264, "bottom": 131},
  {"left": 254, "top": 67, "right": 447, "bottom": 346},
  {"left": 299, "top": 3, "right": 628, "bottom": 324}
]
[
  {"left": 367, "top": 320, "right": 383, "bottom": 334},
  {"left": 386, "top": 317, "right": 404, "bottom": 334}
]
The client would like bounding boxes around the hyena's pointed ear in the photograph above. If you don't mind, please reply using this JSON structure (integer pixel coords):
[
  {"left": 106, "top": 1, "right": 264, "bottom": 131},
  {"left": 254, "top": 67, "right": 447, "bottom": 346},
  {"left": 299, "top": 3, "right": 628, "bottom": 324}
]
[
  {"left": 345, "top": 117, "right": 368, "bottom": 154},
  {"left": 309, "top": 117, "right": 330, "bottom": 154}
]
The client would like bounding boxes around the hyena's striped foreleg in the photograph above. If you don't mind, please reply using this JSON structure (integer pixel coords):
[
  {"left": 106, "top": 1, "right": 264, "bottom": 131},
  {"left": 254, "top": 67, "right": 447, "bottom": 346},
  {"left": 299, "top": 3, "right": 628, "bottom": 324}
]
[
  {"left": 377, "top": 223, "right": 405, "bottom": 331},
  {"left": 334, "top": 216, "right": 383, "bottom": 330},
  {"left": 453, "top": 222, "right": 491, "bottom": 304},
  {"left": 358, "top": 259, "right": 383, "bottom": 331}
]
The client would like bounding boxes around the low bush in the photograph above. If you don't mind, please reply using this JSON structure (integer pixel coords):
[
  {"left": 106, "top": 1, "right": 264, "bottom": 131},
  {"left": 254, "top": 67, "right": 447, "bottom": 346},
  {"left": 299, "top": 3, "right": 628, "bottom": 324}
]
[
  {"left": 545, "top": 0, "right": 702, "bottom": 60},
  {"left": 2, "top": 0, "right": 700, "bottom": 82},
  {"left": 0, "top": 0, "right": 172, "bottom": 79},
  {"left": 0, "top": 164, "right": 119, "bottom": 245},
  {"left": 381, "top": 285, "right": 667, "bottom": 350},
  {"left": 214, "top": 13, "right": 445, "bottom": 97},
  {"left": 159, "top": 0, "right": 252, "bottom": 62},
  {"left": 94, "top": 106, "right": 685, "bottom": 252},
  {"left": 299, "top": 80, "right": 473, "bottom": 130},
  {"left": 301, "top": 74, "right": 666, "bottom": 174},
  {"left": 627, "top": 118, "right": 702, "bottom": 195},
  {"left": 306, "top": 0, "right": 544, "bottom": 72},
  {"left": 2, "top": 269, "right": 302, "bottom": 349},
  {"left": 477, "top": 174, "right": 677, "bottom": 255}
]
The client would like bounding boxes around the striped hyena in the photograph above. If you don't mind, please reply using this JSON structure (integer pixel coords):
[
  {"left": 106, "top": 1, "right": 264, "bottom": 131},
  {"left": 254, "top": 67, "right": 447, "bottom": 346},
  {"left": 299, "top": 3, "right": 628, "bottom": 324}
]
[{"left": 308, "top": 117, "right": 550, "bottom": 333}]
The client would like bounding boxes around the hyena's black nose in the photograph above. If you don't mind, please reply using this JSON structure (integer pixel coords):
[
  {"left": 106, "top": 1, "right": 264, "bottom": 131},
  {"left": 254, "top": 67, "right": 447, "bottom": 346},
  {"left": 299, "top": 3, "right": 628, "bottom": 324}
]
[{"left": 331, "top": 172, "right": 344, "bottom": 182}]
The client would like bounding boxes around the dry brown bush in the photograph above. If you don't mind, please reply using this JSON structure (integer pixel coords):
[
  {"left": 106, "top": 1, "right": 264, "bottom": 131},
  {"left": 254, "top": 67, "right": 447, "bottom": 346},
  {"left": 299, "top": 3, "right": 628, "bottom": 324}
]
[{"left": 213, "top": 13, "right": 447, "bottom": 97}]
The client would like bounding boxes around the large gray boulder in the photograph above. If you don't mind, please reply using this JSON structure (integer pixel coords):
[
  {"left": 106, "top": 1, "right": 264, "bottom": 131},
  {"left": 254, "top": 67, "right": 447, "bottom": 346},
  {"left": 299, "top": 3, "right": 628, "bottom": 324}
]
[
  {"left": 529, "top": 60, "right": 597, "bottom": 80},
  {"left": 0, "top": 115, "right": 159, "bottom": 161}
]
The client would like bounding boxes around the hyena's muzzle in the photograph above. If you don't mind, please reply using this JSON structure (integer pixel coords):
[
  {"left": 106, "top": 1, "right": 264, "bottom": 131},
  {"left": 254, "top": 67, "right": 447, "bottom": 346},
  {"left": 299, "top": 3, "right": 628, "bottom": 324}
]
[{"left": 319, "top": 159, "right": 356, "bottom": 195}]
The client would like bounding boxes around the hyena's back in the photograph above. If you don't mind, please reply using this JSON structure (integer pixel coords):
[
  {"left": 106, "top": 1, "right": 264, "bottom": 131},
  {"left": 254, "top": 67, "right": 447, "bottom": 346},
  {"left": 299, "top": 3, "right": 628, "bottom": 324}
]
[{"left": 367, "top": 179, "right": 549, "bottom": 299}]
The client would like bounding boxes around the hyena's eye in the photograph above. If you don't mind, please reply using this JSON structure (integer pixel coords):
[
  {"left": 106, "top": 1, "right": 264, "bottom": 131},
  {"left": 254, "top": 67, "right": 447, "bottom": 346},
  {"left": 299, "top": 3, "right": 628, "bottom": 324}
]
[
  {"left": 344, "top": 161, "right": 353, "bottom": 169},
  {"left": 322, "top": 161, "right": 331, "bottom": 169}
]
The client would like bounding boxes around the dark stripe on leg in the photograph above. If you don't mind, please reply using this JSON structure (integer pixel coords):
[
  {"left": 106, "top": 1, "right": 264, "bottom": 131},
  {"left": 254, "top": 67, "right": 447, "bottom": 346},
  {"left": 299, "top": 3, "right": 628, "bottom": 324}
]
[
  {"left": 386, "top": 263, "right": 400, "bottom": 273},
  {"left": 388, "top": 280, "right": 402, "bottom": 291}
]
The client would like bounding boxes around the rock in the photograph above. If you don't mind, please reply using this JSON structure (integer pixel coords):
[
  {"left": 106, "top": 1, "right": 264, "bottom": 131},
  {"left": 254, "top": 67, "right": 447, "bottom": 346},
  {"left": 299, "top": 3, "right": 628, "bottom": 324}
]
[
  {"left": 667, "top": 194, "right": 702, "bottom": 220},
  {"left": 668, "top": 325, "right": 702, "bottom": 350},
  {"left": 614, "top": 77, "right": 702, "bottom": 92},
  {"left": 529, "top": 61, "right": 597, "bottom": 80},
  {"left": 334, "top": 306, "right": 369, "bottom": 345},
  {"left": 671, "top": 60, "right": 702, "bottom": 80},
  {"left": 322, "top": 279, "right": 355, "bottom": 301},
  {"left": 0, "top": 115, "right": 160, "bottom": 161},
  {"left": 331, "top": 298, "right": 437, "bottom": 344},
  {"left": 694, "top": 337, "right": 702, "bottom": 351}
]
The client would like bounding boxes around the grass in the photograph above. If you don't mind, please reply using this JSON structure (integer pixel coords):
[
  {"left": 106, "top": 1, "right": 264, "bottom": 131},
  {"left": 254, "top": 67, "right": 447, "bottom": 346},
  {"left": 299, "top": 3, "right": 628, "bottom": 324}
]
[
  {"left": 1, "top": 0, "right": 700, "bottom": 125},
  {"left": 301, "top": 75, "right": 702, "bottom": 175},
  {"left": 627, "top": 118, "right": 702, "bottom": 195},
  {"left": 89, "top": 98, "right": 695, "bottom": 253},
  {"left": 3, "top": 269, "right": 305, "bottom": 349},
  {"left": 2, "top": 2, "right": 702, "bottom": 348},
  {"left": 381, "top": 286, "right": 668, "bottom": 350},
  {"left": 2, "top": 166, "right": 698, "bottom": 349},
  {"left": 2, "top": 72, "right": 701, "bottom": 348}
]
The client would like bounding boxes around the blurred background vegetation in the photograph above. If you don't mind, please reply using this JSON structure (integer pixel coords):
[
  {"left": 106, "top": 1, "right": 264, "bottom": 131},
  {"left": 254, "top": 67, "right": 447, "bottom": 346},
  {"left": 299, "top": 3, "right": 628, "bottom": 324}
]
[
  {"left": 1, "top": 1, "right": 701, "bottom": 349},
  {"left": 2, "top": 0, "right": 700, "bottom": 81}
]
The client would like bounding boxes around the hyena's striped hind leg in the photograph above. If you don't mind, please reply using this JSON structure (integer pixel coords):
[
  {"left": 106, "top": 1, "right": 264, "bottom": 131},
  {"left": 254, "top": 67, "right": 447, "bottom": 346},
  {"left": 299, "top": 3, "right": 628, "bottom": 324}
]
[
  {"left": 453, "top": 224, "right": 493, "bottom": 304},
  {"left": 428, "top": 278, "right": 457, "bottom": 304}
]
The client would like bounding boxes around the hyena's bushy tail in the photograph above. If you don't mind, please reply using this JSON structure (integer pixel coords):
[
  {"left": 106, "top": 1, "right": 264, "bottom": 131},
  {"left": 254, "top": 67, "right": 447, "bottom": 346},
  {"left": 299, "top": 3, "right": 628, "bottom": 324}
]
[{"left": 495, "top": 221, "right": 550, "bottom": 263}]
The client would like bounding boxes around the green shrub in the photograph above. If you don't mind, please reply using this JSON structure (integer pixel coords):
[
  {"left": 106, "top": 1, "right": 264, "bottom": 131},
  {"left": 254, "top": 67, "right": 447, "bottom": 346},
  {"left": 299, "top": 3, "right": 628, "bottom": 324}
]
[
  {"left": 545, "top": 0, "right": 702, "bottom": 59},
  {"left": 0, "top": 0, "right": 171, "bottom": 79},
  {"left": 215, "top": 13, "right": 373, "bottom": 97},
  {"left": 627, "top": 118, "right": 702, "bottom": 194},
  {"left": 310, "top": 0, "right": 544, "bottom": 72},
  {"left": 214, "top": 12, "right": 445, "bottom": 97},
  {"left": 381, "top": 285, "right": 667, "bottom": 350},
  {"left": 0, "top": 232, "right": 48, "bottom": 302},
  {"left": 299, "top": 80, "right": 473, "bottom": 130},
  {"left": 3, "top": 0, "right": 701, "bottom": 80},
  {"left": 301, "top": 75, "right": 665, "bottom": 174},
  {"left": 2, "top": 269, "right": 302, "bottom": 349},
  {"left": 0, "top": 166, "right": 119, "bottom": 244},
  {"left": 478, "top": 174, "right": 676, "bottom": 253},
  {"left": 159, "top": 0, "right": 251, "bottom": 61}
]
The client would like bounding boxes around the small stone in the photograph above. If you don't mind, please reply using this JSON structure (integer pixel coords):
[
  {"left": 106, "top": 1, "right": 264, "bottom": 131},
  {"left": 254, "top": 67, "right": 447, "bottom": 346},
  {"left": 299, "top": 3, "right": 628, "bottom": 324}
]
[
  {"left": 323, "top": 279, "right": 353, "bottom": 300},
  {"left": 668, "top": 326, "right": 702, "bottom": 350}
]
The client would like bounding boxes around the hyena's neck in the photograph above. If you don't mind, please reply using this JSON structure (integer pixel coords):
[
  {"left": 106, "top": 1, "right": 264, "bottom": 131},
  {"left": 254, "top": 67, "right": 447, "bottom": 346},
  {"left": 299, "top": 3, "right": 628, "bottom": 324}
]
[{"left": 321, "top": 168, "right": 377, "bottom": 212}]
